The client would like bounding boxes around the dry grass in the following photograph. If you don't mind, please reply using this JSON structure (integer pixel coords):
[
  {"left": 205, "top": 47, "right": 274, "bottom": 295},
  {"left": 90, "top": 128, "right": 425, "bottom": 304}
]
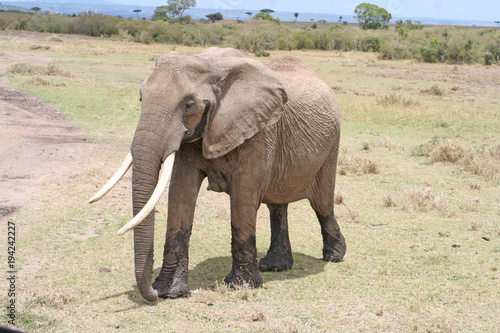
[
  {"left": 1, "top": 31, "right": 499, "bottom": 333},
  {"left": 427, "top": 140, "right": 500, "bottom": 182},
  {"left": 383, "top": 193, "right": 397, "bottom": 208},
  {"left": 376, "top": 93, "right": 420, "bottom": 108},
  {"left": 421, "top": 84, "right": 444, "bottom": 96},
  {"left": 338, "top": 149, "right": 380, "bottom": 176},
  {"left": 430, "top": 139, "right": 465, "bottom": 163},
  {"left": 462, "top": 145, "right": 500, "bottom": 181},
  {"left": 7, "top": 62, "right": 71, "bottom": 77},
  {"left": 405, "top": 187, "right": 448, "bottom": 213}
]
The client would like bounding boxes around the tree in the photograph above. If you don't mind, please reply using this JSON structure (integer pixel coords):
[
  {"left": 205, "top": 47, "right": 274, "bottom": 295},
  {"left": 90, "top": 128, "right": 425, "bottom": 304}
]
[
  {"left": 153, "top": 6, "right": 170, "bottom": 21},
  {"left": 294, "top": 12, "right": 299, "bottom": 22},
  {"left": 253, "top": 9, "right": 281, "bottom": 25},
  {"left": 338, "top": 16, "right": 343, "bottom": 23},
  {"left": 354, "top": 3, "right": 391, "bottom": 30},
  {"left": 206, "top": 12, "right": 223, "bottom": 23},
  {"left": 31, "top": 7, "right": 41, "bottom": 14},
  {"left": 245, "top": 12, "right": 252, "bottom": 20},
  {"left": 133, "top": 9, "right": 141, "bottom": 18},
  {"left": 172, "top": 0, "right": 196, "bottom": 19},
  {"left": 495, "top": 21, "right": 500, "bottom": 27},
  {"left": 153, "top": 0, "right": 196, "bottom": 22}
]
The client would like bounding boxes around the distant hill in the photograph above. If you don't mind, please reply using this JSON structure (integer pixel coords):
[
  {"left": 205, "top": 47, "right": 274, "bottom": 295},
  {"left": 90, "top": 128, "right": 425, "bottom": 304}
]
[
  {"left": 2, "top": 1, "right": 496, "bottom": 27},
  {"left": 0, "top": 3, "right": 29, "bottom": 12}
]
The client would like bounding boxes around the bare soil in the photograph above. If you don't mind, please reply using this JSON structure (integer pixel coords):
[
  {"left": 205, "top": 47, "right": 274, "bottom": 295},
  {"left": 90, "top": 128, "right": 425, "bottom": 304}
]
[{"left": 0, "top": 51, "right": 90, "bottom": 223}]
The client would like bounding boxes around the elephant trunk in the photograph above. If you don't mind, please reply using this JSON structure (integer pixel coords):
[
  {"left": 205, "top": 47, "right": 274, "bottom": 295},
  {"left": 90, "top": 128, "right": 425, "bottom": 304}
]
[
  {"left": 130, "top": 105, "right": 184, "bottom": 302},
  {"left": 132, "top": 150, "right": 161, "bottom": 302}
]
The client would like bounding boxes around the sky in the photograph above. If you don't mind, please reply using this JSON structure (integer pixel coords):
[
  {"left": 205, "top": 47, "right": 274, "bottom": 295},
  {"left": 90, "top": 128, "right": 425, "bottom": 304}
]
[{"left": 103, "top": 0, "right": 499, "bottom": 22}]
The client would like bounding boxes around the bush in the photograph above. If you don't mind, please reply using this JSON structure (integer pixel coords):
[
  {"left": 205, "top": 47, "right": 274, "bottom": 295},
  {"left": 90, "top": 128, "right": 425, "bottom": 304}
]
[
  {"left": 421, "top": 45, "right": 445, "bottom": 63},
  {"left": 1, "top": 12, "right": 499, "bottom": 65},
  {"left": 359, "top": 37, "right": 380, "bottom": 52}
]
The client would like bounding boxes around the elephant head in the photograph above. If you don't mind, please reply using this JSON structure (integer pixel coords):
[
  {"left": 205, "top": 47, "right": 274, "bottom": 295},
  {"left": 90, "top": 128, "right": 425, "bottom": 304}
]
[{"left": 89, "top": 48, "right": 287, "bottom": 302}]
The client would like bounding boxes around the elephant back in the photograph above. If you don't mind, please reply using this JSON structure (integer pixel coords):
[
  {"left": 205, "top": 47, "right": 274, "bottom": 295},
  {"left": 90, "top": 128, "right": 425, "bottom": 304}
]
[{"left": 266, "top": 56, "right": 316, "bottom": 75}]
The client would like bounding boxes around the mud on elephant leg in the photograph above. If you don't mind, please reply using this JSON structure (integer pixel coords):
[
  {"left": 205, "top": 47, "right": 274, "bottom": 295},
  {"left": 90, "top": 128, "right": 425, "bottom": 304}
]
[
  {"left": 152, "top": 231, "right": 190, "bottom": 298},
  {"left": 224, "top": 236, "right": 263, "bottom": 287},
  {"left": 152, "top": 158, "right": 204, "bottom": 299},
  {"left": 316, "top": 211, "right": 346, "bottom": 262},
  {"left": 259, "top": 204, "right": 293, "bottom": 272},
  {"left": 224, "top": 185, "right": 263, "bottom": 287}
]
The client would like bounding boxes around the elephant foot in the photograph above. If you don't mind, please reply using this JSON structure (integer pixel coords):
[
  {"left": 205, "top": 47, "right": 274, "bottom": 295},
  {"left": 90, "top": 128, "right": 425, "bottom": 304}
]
[
  {"left": 258, "top": 250, "right": 293, "bottom": 272},
  {"left": 152, "top": 262, "right": 190, "bottom": 299},
  {"left": 224, "top": 262, "right": 263, "bottom": 288},
  {"left": 323, "top": 233, "right": 346, "bottom": 262}
]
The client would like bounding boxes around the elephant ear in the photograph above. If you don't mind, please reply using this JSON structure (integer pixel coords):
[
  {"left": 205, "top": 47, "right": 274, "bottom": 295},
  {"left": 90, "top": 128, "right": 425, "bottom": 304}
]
[{"left": 203, "top": 57, "right": 288, "bottom": 159}]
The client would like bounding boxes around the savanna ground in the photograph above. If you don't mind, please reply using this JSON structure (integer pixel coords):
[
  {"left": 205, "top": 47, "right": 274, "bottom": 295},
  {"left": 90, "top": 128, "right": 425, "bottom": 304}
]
[{"left": 0, "top": 30, "right": 498, "bottom": 332}]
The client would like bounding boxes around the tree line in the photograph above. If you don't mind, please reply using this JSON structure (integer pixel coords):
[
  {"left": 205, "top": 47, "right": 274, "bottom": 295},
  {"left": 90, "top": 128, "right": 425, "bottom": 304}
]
[{"left": 0, "top": 3, "right": 499, "bottom": 65}]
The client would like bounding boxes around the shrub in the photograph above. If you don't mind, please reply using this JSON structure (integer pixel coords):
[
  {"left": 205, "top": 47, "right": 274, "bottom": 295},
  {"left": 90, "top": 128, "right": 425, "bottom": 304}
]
[
  {"left": 1, "top": 12, "right": 499, "bottom": 65},
  {"left": 430, "top": 139, "right": 465, "bottom": 163},
  {"left": 360, "top": 37, "right": 380, "bottom": 52},
  {"left": 294, "top": 31, "right": 314, "bottom": 49},
  {"left": 420, "top": 45, "right": 445, "bottom": 63},
  {"left": 421, "top": 84, "right": 444, "bottom": 96}
]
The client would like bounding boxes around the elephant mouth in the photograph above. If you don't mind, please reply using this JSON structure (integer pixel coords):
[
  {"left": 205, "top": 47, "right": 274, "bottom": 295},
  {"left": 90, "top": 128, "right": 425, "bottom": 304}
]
[{"left": 89, "top": 151, "right": 176, "bottom": 235}]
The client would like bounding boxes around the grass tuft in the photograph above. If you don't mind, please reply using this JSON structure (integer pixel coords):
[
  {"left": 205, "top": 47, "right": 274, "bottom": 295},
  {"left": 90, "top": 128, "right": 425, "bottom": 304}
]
[
  {"left": 338, "top": 149, "right": 380, "bottom": 175},
  {"left": 8, "top": 62, "right": 71, "bottom": 77},
  {"left": 421, "top": 84, "right": 444, "bottom": 96},
  {"left": 417, "top": 139, "right": 500, "bottom": 182},
  {"left": 383, "top": 193, "right": 398, "bottom": 208},
  {"left": 406, "top": 187, "right": 447, "bottom": 213},
  {"left": 430, "top": 139, "right": 465, "bottom": 163},
  {"left": 25, "top": 77, "right": 67, "bottom": 87},
  {"left": 334, "top": 191, "right": 345, "bottom": 205},
  {"left": 461, "top": 146, "right": 500, "bottom": 182},
  {"left": 377, "top": 93, "right": 420, "bottom": 108},
  {"left": 412, "top": 136, "right": 442, "bottom": 157}
]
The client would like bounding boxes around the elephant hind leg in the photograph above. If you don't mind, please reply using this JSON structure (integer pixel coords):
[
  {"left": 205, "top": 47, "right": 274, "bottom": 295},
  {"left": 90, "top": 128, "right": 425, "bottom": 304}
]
[
  {"left": 310, "top": 193, "right": 346, "bottom": 262},
  {"left": 309, "top": 145, "right": 345, "bottom": 262},
  {"left": 258, "top": 204, "right": 293, "bottom": 272},
  {"left": 314, "top": 210, "right": 346, "bottom": 262}
]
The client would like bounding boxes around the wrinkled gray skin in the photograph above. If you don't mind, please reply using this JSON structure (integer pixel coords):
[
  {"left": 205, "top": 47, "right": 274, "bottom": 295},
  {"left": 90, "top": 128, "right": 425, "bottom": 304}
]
[{"left": 131, "top": 47, "right": 345, "bottom": 302}]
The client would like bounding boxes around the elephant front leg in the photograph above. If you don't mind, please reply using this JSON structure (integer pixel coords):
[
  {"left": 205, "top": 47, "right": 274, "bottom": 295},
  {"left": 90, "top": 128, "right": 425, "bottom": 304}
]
[
  {"left": 258, "top": 204, "right": 293, "bottom": 272},
  {"left": 152, "top": 157, "right": 205, "bottom": 299},
  {"left": 224, "top": 178, "right": 266, "bottom": 288},
  {"left": 152, "top": 231, "right": 190, "bottom": 298}
]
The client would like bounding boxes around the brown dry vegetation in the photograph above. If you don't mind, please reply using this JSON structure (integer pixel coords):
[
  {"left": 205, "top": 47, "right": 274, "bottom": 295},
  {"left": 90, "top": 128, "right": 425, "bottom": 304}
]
[{"left": 0, "top": 31, "right": 498, "bottom": 332}]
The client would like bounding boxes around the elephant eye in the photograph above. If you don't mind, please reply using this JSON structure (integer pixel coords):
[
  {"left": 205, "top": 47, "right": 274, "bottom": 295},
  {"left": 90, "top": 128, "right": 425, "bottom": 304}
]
[{"left": 185, "top": 100, "right": 195, "bottom": 109}]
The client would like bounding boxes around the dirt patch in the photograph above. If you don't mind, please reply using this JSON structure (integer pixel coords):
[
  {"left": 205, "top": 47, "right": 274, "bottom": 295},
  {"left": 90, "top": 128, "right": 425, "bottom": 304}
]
[{"left": 0, "top": 52, "right": 91, "bottom": 223}]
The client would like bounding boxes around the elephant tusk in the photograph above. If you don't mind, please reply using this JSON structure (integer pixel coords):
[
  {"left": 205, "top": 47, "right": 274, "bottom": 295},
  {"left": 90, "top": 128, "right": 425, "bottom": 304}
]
[
  {"left": 117, "top": 152, "right": 176, "bottom": 235},
  {"left": 89, "top": 152, "right": 133, "bottom": 204}
]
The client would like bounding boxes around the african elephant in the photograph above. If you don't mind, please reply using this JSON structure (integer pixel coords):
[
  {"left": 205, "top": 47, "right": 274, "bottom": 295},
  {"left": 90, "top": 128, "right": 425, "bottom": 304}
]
[{"left": 89, "top": 47, "right": 345, "bottom": 302}]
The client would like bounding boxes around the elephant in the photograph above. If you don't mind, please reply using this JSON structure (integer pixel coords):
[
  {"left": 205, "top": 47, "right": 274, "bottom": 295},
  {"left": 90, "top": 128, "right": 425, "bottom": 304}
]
[{"left": 89, "top": 47, "right": 345, "bottom": 302}]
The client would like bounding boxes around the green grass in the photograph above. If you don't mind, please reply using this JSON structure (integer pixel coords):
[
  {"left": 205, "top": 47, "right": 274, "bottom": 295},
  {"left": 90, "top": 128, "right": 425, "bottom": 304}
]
[{"left": 1, "top": 31, "right": 499, "bottom": 332}]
